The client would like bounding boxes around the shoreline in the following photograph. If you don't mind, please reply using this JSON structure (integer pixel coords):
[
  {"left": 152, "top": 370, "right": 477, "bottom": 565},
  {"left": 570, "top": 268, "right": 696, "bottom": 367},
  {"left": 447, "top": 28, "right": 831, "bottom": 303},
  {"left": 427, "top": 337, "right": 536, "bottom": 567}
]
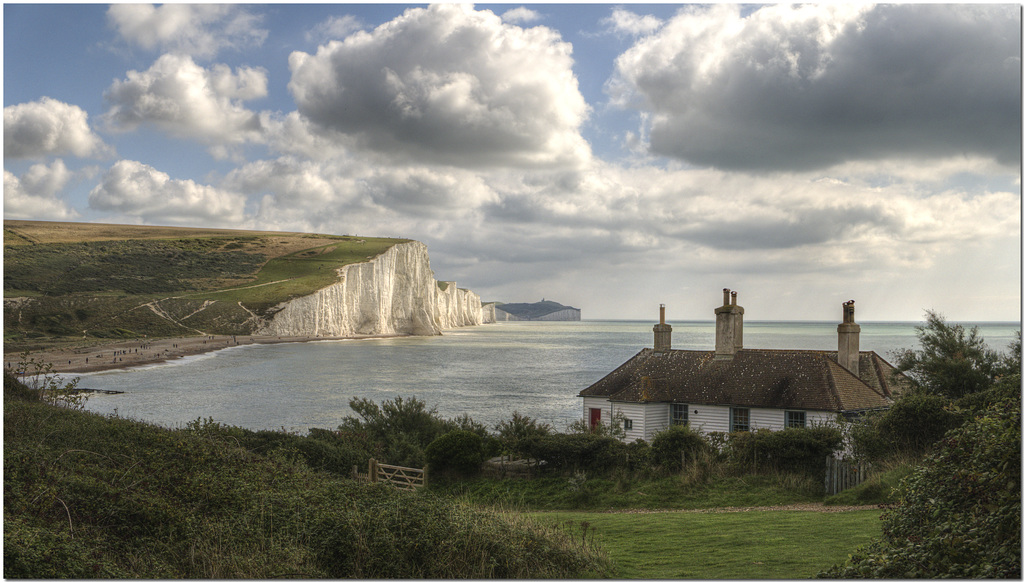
[{"left": 4, "top": 333, "right": 407, "bottom": 376}]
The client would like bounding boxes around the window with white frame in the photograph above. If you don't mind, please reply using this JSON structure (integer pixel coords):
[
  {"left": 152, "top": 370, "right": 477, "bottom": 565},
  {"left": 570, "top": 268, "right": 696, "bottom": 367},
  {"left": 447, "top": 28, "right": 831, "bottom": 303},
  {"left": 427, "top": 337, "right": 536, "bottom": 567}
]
[
  {"left": 623, "top": 418, "right": 633, "bottom": 431},
  {"left": 786, "top": 410, "right": 806, "bottom": 429},
  {"left": 671, "top": 403, "right": 689, "bottom": 426},
  {"left": 730, "top": 407, "right": 750, "bottom": 432}
]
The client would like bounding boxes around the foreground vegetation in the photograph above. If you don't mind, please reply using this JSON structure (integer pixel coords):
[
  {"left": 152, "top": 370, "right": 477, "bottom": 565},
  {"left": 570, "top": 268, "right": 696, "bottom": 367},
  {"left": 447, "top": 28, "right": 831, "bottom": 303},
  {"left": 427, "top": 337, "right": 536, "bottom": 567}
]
[
  {"left": 3, "top": 220, "right": 408, "bottom": 345},
  {"left": 3, "top": 374, "right": 609, "bottom": 579},
  {"left": 820, "top": 313, "right": 1022, "bottom": 578}
]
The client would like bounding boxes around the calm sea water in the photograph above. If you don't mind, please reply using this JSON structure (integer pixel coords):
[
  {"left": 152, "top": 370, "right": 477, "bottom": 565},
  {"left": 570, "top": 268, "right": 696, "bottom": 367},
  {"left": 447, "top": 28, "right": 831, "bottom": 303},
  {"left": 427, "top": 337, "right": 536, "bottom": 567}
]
[{"left": 75, "top": 320, "right": 1019, "bottom": 434}]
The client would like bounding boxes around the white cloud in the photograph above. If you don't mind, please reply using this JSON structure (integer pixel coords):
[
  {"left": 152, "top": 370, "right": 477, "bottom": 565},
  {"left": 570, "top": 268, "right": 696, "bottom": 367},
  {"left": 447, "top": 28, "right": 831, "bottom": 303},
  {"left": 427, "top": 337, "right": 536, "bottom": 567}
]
[
  {"left": 288, "top": 4, "right": 591, "bottom": 169},
  {"left": 102, "top": 54, "right": 267, "bottom": 155},
  {"left": 4, "top": 97, "right": 112, "bottom": 160},
  {"left": 306, "top": 14, "right": 364, "bottom": 44},
  {"left": 3, "top": 159, "right": 79, "bottom": 220},
  {"left": 602, "top": 7, "right": 663, "bottom": 36},
  {"left": 88, "top": 159, "right": 246, "bottom": 225},
  {"left": 501, "top": 7, "right": 541, "bottom": 24},
  {"left": 609, "top": 4, "right": 1021, "bottom": 171},
  {"left": 107, "top": 4, "right": 267, "bottom": 59}
]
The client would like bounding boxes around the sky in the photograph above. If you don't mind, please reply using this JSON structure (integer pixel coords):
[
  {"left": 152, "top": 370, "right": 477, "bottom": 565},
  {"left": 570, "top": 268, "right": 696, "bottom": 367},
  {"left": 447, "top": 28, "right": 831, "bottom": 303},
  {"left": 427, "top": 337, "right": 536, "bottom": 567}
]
[{"left": 3, "top": 3, "right": 1021, "bottom": 322}]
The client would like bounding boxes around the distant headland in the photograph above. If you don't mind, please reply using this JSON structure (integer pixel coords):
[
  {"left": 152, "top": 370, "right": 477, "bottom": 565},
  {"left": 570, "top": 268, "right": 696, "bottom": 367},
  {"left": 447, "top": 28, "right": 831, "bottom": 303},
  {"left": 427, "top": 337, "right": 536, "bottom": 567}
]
[{"left": 491, "top": 300, "right": 581, "bottom": 321}]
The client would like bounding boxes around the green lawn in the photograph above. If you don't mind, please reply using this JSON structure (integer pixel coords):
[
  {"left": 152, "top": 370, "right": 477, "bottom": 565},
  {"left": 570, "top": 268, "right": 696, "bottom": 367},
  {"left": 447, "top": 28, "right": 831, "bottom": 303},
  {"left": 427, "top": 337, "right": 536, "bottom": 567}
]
[{"left": 531, "top": 509, "right": 882, "bottom": 579}]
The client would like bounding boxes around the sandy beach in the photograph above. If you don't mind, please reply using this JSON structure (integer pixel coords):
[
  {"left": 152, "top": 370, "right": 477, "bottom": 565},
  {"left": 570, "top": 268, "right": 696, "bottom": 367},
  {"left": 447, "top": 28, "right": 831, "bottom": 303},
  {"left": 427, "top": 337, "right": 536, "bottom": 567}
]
[{"left": 4, "top": 334, "right": 403, "bottom": 375}]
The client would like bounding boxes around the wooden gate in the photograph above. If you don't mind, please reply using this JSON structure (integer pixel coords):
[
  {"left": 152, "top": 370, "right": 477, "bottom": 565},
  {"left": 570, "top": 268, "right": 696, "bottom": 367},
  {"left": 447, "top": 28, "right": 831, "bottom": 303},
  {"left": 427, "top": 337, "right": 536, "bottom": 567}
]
[
  {"left": 825, "top": 456, "right": 871, "bottom": 495},
  {"left": 353, "top": 459, "right": 427, "bottom": 491}
]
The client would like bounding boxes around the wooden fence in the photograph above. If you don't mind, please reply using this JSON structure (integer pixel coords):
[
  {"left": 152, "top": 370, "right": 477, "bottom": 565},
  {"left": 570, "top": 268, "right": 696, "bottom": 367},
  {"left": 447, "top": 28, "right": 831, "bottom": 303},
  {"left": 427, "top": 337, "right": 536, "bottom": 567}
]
[
  {"left": 353, "top": 458, "right": 427, "bottom": 491},
  {"left": 825, "top": 456, "right": 871, "bottom": 495}
]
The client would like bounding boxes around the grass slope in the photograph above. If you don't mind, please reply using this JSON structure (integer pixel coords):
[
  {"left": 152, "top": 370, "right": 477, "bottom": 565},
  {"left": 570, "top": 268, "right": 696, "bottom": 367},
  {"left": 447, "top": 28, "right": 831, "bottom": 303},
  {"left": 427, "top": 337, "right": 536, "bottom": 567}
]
[
  {"left": 3, "top": 220, "right": 410, "bottom": 346},
  {"left": 3, "top": 375, "right": 610, "bottom": 579}
]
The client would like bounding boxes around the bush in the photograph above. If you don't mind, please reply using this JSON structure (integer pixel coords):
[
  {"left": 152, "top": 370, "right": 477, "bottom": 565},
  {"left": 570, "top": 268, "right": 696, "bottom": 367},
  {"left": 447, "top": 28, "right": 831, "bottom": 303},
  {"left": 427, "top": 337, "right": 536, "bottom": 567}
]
[
  {"left": 651, "top": 424, "right": 712, "bottom": 472},
  {"left": 495, "top": 411, "right": 552, "bottom": 457},
  {"left": 340, "top": 396, "right": 456, "bottom": 467},
  {"left": 517, "top": 433, "right": 627, "bottom": 474},
  {"left": 425, "top": 430, "right": 485, "bottom": 476},
  {"left": 819, "top": 393, "right": 1021, "bottom": 578},
  {"left": 849, "top": 392, "right": 963, "bottom": 461},
  {"left": 729, "top": 425, "right": 844, "bottom": 480},
  {"left": 624, "top": 439, "right": 653, "bottom": 473}
]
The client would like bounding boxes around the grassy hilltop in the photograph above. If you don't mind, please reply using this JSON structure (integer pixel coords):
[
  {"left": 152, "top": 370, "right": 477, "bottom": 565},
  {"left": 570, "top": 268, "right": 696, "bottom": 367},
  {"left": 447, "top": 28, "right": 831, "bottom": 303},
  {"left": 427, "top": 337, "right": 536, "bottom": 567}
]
[{"left": 3, "top": 220, "right": 410, "bottom": 348}]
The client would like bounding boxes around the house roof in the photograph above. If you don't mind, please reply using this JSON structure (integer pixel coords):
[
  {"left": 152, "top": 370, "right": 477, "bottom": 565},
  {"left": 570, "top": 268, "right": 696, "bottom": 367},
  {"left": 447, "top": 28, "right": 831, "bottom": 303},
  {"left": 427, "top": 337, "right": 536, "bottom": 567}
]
[{"left": 578, "top": 348, "right": 901, "bottom": 412}]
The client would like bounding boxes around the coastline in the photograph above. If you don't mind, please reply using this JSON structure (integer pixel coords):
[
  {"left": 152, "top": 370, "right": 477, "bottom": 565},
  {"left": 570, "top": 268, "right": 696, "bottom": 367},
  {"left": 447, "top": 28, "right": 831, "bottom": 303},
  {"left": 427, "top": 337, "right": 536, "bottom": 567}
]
[{"left": 4, "top": 334, "right": 406, "bottom": 376}]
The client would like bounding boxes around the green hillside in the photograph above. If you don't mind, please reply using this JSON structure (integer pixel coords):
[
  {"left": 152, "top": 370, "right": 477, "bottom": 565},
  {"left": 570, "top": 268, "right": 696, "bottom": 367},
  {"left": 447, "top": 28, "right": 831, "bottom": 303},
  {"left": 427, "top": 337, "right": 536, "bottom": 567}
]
[{"left": 3, "top": 220, "right": 410, "bottom": 347}]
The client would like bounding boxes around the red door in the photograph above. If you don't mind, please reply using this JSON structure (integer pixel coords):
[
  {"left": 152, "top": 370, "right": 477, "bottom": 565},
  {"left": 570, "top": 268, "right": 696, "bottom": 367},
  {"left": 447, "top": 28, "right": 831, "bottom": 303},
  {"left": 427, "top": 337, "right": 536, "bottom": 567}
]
[{"left": 589, "top": 407, "right": 601, "bottom": 430}]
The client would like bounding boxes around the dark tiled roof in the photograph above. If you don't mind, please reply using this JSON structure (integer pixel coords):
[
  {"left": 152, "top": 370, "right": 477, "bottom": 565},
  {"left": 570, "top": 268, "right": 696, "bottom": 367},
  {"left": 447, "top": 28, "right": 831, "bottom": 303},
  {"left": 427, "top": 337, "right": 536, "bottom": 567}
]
[{"left": 579, "top": 348, "right": 895, "bottom": 412}]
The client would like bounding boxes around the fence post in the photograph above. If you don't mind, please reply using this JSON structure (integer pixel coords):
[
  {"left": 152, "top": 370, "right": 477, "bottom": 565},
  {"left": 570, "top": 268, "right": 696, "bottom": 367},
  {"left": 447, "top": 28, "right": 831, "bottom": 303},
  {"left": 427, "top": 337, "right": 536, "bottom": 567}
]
[
  {"left": 369, "top": 458, "right": 378, "bottom": 483},
  {"left": 423, "top": 466, "right": 428, "bottom": 488},
  {"left": 352, "top": 464, "right": 358, "bottom": 480}
]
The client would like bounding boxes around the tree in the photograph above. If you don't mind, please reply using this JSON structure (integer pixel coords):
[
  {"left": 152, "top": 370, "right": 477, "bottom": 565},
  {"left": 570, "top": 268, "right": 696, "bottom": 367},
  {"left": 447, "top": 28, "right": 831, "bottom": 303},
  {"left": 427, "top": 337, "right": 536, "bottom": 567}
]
[{"left": 893, "top": 311, "right": 1001, "bottom": 399}]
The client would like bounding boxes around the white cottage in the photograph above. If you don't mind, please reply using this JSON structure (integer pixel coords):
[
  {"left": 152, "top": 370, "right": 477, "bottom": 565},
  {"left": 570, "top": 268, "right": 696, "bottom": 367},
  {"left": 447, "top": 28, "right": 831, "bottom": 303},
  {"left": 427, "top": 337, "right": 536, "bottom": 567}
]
[{"left": 578, "top": 290, "right": 901, "bottom": 443}]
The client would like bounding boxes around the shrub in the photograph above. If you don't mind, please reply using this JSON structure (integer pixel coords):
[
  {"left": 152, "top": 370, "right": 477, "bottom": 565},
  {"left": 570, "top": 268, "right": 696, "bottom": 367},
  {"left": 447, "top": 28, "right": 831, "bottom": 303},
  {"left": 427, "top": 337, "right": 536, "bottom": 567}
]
[
  {"left": 728, "top": 425, "right": 844, "bottom": 480},
  {"left": 849, "top": 392, "right": 963, "bottom": 461},
  {"left": 425, "top": 430, "right": 485, "bottom": 476},
  {"left": 518, "top": 433, "right": 627, "bottom": 474},
  {"left": 624, "top": 439, "right": 653, "bottom": 473},
  {"left": 651, "top": 424, "right": 712, "bottom": 472},
  {"left": 495, "top": 411, "right": 552, "bottom": 457}
]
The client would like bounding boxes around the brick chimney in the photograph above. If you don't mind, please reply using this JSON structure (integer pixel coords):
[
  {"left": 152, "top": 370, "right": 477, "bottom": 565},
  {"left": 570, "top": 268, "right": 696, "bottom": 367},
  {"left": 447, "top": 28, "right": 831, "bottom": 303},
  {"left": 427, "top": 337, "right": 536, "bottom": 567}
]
[
  {"left": 714, "top": 289, "right": 744, "bottom": 360},
  {"left": 837, "top": 300, "right": 860, "bottom": 376},
  {"left": 653, "top": 304, "right": 672, "bottom": 352}
]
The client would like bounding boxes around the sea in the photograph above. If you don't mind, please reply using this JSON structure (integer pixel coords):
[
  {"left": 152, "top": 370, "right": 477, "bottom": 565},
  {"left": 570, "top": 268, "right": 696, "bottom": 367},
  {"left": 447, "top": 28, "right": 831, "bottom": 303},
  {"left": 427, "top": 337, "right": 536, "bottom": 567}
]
[{"left": 74, "top": 320, "right": 1020, "bottom": 434}]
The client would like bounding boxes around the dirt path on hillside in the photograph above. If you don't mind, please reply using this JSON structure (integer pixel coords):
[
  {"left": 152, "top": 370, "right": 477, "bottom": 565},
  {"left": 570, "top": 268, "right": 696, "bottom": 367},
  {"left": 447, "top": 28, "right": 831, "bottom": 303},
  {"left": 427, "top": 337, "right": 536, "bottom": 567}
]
[{"left": 4, "top": 333, "right": 403, "bottom": 375}]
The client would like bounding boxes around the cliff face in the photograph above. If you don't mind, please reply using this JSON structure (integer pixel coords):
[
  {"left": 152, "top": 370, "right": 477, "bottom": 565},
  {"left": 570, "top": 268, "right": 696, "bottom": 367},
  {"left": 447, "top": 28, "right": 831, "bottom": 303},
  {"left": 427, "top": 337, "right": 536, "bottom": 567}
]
[{"left": 259, "top": 241, "right": 489, "bottom": 337}]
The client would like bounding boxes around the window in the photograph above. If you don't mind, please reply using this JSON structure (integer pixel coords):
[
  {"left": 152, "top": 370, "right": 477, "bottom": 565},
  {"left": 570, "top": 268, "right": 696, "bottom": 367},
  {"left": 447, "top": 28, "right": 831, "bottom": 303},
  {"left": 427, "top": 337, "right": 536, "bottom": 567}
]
[
  {"left": 786, "top": 410, "right": 806, "bottom": 429},
  {"left": 671, "top": 403, "right": 689, "bottom": 426},
  {"left": 730, "top": 407, "right": 750, "bottom": 432},
  {"left": 623, "top": 418, "right": 633, "bottom": 431}
]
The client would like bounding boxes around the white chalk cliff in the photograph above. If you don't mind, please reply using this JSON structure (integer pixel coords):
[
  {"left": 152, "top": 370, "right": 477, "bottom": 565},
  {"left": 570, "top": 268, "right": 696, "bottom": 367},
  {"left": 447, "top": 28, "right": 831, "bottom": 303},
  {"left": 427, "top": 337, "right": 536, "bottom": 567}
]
[{"left": 258, "top": 241, "right": 493, "bottom": 337}]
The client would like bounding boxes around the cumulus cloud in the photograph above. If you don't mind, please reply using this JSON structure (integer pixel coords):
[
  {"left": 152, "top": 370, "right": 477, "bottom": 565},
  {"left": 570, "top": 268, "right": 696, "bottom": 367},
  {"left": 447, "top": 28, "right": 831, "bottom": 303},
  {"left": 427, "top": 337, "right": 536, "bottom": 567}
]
[
  {"left": 4, "top": 97, "right": 112, "bottom": 159},
  {"left": 3, "top": 160, "right": 79, "bottom": 220},
  {"left": 102, "top": 54, "right": 267, "bottom": 154},
  {"left": 288, "top": 4, "right": 591, "bottom": 169},
  {"left": 609, "top": 4, "right": 1021, "bottom": 171},
  {"left": 88, "top": 159, "right": 246, "bottom": 225},
  {"left": 107, "top": 4, "right": 267, "bottom": 59}
]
